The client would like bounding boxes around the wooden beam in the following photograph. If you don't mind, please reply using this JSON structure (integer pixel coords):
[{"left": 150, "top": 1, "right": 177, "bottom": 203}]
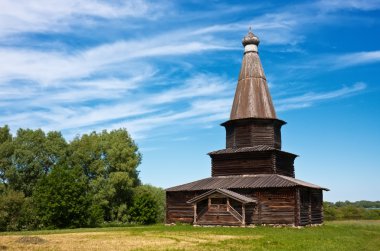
[
  {"left": 295, "top": 188, "right": 300, "bottom": 226},
  {"left": 227, "top": 198, "right": 230, "bottom": 212},
  {"left": 193, "top": 203, "right": 197, "bottom": 224},
  {"left": 258, "top": 191, "right": 262, "bottom": 225},
  {"left": 242, "top": 204, "right": 246, "bottom": 226},
  {"left": 308, "top": 190, "right": 312, "bottom": 225},
  {"left": 321, "top": 189, "right": 324, "bottom": 223}
]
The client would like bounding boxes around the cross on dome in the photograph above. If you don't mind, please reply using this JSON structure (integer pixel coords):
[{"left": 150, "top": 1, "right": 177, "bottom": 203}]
[{"left": 242, "top": 27, "right": 260, "bottom": 47}]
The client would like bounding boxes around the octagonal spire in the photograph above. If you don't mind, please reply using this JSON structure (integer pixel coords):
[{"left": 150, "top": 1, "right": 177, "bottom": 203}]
[{"left": 230, "top": 29, "right": 277, "bottom": 120}]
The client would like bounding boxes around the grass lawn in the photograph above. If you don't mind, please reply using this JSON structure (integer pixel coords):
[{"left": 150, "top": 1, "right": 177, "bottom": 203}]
[{"left": 0, "top": 220, "right": 379, "bottom": 250}]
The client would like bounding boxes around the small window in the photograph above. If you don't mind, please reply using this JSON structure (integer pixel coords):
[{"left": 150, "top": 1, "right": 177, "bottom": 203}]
[{"left": 211, "top": 198, "right": 227, "bottom": 205}]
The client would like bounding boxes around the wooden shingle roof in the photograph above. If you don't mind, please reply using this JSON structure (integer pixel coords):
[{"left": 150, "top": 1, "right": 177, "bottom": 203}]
[
  {"left": 166, "top": 174, "right": 329, "bottom": 192},
  {"left": 209, "top": 145, "right": 275, "bottom": 154},
  {"left": 208, "top": 145, "right": 298, "bottom": 157},
  {"left": 230, "top": 31, "right": 276, "bottom": 120}
]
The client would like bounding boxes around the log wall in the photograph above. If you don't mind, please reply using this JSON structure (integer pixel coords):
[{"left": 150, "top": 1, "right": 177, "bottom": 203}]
[
  {"left": 211, "top": 151, "right": 295, "bottom": 177},
  {"left": 224, "top": 119, "right": 284, "bottom": 149},
  {"left": 311, "top": 189, "right": 323, "bottom": 224},
  {"left": 299, "top": 188, "right": 323, "bottom": 226},
  {"left": 211, "top": 152, "right": 274, "bottom": 176},
  {"left": 166, "top": 191, "right": 197, "bottom": 224},
  {"left": 166, "top": 188, "right": 298, "bottom": 226},
  {"left": 274, "top": 153, "right": 296, "bottom": 177},
  {"left": 253, "top": 188, "right": 296, "bottom": 225},
  {"left": 231, "top": 188, "right": 297, "bottom": 225}
]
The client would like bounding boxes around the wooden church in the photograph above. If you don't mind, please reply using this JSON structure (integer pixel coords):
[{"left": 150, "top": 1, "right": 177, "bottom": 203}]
[{"left": 166, "top": 30, "right": 328, "bottom": 226}]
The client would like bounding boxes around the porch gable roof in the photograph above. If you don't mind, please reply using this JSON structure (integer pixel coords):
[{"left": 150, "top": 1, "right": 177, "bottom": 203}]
[{"left": 187, "top": 188, "right": 256, "bottom": 204}]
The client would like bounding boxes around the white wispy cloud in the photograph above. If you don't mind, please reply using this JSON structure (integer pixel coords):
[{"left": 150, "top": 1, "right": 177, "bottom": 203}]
[
  {"left": 0, "top": 0, "right": 156, "bottom": 37},
  {"left": 0, "top": 72, "right": 233, "bottom": 139},
  {"left": 0, "top": 1, "right": 239, "bottom": 140},
  {"left": 284, "top": 50, "right": 380, "bottom": 73},
  {"left": 331, "top": 51, "right": 380, "bottom": 69},
  {"left": 148, "top": 74, "right": 230, "bottom": 104},
  {"left": 0, "top": 37, "right": 233, "bottom": 86},
  {"left": 280, "top": 50, "right": 380, "bottom": 76},
  {"left": 276, "top": 82, "right": 366, "bottom": 111},
  {"left": 0, "top": 0, "right": 375, "bottom": 143},
  {"left": 316, "top": 0, "right": 380, "bottom": 12},
  {"left": 107, "top": 97, "right": 231, "bottom": 139},
  {"left": 186, "top": 0, "right": 379, "bottom": 48},
  {"left": 188, "top": 13, "right": 304, "bottom": 46}
]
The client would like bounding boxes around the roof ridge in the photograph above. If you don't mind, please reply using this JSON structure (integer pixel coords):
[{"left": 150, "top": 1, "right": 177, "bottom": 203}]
[{"left": 277, "top": 175, "right": 329, "bottom": 191}]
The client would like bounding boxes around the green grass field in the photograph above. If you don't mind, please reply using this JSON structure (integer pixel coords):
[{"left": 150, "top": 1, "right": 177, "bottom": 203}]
[{"left": 1, "top": 220, "right": 379, "bottom": 250}]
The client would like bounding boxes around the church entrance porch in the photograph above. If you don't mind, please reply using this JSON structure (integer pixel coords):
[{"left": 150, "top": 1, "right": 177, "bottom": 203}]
[{"left": 187, "top": 189, "right": 256, "bottom": 226}]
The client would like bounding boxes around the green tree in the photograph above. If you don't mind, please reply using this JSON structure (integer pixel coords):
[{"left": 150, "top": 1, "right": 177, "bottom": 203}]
[
  {"left": 134, "top": 184, "right": 165, "bottom": 223},
  {"left": 44, "top": 131, "right": 68, "bottom": 170},
  {"left": 33, "top": 166, "right": 99, "bottom": 229},
  {"left": 0, "top": 190, "right": 25, "bottom": 231},
  {"left": 340, "top": 205, "right": 366, "bottom": 220},
  {"left": 129, "top": 186, "right": 159, "bottom": 225},
  {"left": 0, "top": 125, "right": 151, "bottom": 230},
  {"left": 68, "top": 129, "right": 141, "bottom": 221},
  {"left": 323, "top": 202, "right": 337, "bottom": 221},
  {"left": 68, "top": 129, "right": 141, "bottom": 182},
  {"left": 0, "top": 125, "right": 14, "bottom": 187},
  {"left": 364, "top": 209, "right": 380, "bottom": 220},
  {"left": 18, "top": 197, "right": 39, "bottom": 230},
  {"left": 8, "top": 129, "right": 67, "bottom": 196}
]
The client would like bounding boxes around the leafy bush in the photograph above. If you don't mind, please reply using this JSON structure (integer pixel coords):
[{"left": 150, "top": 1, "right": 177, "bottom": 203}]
[
  {"left": 129, "top": 186, "right": 160, "bottom": 225},
  {"left": 363, "top": 209, "right": 380, "bottom": 220},
  {"left": 18, "top": 197, "right": 39, "bottom": 230},
  {"left": 0, "top": 190, "right": 25, "bottom": 231},
  {"left": 133, "top": 184, "right": 165, "bottom": 223},
  {"left": 323, "top": 202, "right": 337, "bottom": 221},
  {"left": 324, "top": 202, "right": 380, "bottom": 221}
]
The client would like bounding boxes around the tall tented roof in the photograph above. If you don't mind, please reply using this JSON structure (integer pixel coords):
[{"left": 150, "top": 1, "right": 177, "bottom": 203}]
[{"left": 230, "top": 29, "right": 277, "bottom": 120}]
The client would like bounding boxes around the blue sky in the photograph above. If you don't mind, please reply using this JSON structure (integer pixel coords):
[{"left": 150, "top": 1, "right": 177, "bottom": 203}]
[{"left": 0, "top": 0, "right": 379, "bottom": 202}]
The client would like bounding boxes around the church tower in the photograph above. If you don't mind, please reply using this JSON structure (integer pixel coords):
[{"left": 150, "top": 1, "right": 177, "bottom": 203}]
[
  {"left": 209, "top": 29, "right": 296, "bottom": 178},
  {"left": 166, "top": 30, "right": 327, "bottom": 227}
]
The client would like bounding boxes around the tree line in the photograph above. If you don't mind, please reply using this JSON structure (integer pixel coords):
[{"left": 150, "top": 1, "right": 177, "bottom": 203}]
[
  {"left": 324, "top": 201, "right": 380, "bottom": 221},
  {"left": 0, "top": 125, "right": 165, "bottom": 231}
]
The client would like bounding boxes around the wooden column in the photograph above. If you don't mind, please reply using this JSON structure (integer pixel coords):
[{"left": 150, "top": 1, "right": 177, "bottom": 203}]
[
  {"left": 227, "top": 198, "right": 230, "bottom": 211},
  {"left": 165, "top": 194, "right": 169, "bottom": 224},
  {"left": 258, "top": 192, "right": 262, "bottom": 225},
  {"left": 193, "top": 203, "right": 197, "bottom": 224},
  {"left": 308, "top": 190, "right": 312, "bottom": 225},
  {"left": 295, "top": 188, "right": 300, "bottom": 226},
  {"left": 242, "top": 204, "right": 246, "bottom": 226},
  {"left": 321, "top": 190, "right": 324, "bottom": 223}
]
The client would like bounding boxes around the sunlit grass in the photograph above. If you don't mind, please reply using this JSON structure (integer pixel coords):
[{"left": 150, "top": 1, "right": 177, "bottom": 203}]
[{"left": 1, "top": 221, "right": 379, "bottom": 250}]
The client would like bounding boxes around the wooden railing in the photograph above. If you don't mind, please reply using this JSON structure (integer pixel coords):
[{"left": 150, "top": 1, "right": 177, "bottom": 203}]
[
  {"left": 196, "top": 204, "right": 244, "bottom": 224},
  {"left": 209, "top": 204, "right": 227, "bottom": 211},
  {"left": 196, "top": 207, "right": 208, "bottom": 221},
  {"left": 227, "top": 204, "right": 243, "bottom": 222}
]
